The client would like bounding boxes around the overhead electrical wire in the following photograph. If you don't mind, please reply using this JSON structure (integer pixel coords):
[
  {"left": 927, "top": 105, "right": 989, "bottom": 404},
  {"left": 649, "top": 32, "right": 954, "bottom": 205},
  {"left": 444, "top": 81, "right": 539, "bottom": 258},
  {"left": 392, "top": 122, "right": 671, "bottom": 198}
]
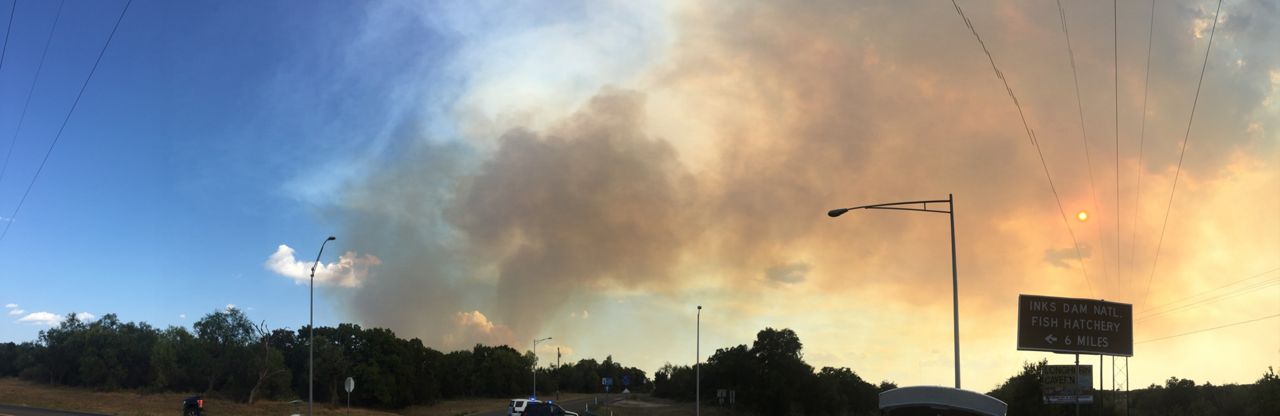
[
  {"left": 0, "top": 0, "right": 16, "bottom": 71},
  {"left": 1055, "top": 0, "right": 1112, "bottom": 298},
  {"left": 0, "top": 0, "right": 132, "bottom": 242},
  {"left": 1142, "top": 0, "right": 1224, "bottom": 306},
  {"left": 1136, "top": 312, "right": 1280, "bottom": 344},
  {"left": 1137, "top": 267, "right": 1280, "bottom": 317},
  {"left": 951, "top": 0, "right": 1095, "bottom": 296},
  {"left": 1113, "top": 0, "right": 1121, "bottom": 301},
  {"left": 1136, "top": 277, "right": 1279, "bottom": 322},
  {"left": 1130, "top": 0, "right": 1156, "bottom": 296},
  {"left": 0, "top": 0, "right": 66, "bottom": 187}
]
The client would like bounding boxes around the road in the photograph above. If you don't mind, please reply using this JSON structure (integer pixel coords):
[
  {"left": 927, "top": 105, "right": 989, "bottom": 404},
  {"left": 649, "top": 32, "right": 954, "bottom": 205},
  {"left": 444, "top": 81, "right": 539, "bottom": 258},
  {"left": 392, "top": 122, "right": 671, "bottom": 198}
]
[
  {"left": 472, "top": 395, "right": 623, "bottom": 416},
  {"left": 0, "top": 404, "right": 106, "bottom": 416}
]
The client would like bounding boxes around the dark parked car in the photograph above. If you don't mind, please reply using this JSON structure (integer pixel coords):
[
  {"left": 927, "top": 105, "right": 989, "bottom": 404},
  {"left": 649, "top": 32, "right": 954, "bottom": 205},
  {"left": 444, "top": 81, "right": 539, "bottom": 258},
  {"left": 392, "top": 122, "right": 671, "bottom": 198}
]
[
  {"left": 522, "top": 401, "right": 578, "bottom": 416},
  {"left": 182, "top": 395, "right": 204, "bottom": 416}
]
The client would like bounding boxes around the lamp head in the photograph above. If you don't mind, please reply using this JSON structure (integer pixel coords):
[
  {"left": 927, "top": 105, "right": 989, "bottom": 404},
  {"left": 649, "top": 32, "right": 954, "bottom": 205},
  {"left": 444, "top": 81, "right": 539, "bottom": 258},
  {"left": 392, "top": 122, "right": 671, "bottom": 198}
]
[
  {"left": 827, "top": 208, "right": 851, "bottom": 217},
  {"left": 697, "top": 305, "right": 702, "bottom": 310},
  {"left": 327, "top": 236, "right": 336, "bottom": 241}
]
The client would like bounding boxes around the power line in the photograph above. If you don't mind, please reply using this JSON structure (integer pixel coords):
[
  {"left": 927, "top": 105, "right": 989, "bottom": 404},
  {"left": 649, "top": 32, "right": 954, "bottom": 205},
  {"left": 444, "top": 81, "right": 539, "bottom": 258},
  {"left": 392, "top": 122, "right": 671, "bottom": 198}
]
[
  {"left": 1142, "top": 0, "right": 1223, "bottom": 307},
  {"left": 0, "top": 0, "right": 66, "bottom": 187},
  {"left": 1136, "top": 277, "right": 1279, "bottom": 322},
  {"left": 1129, "top": 0, "right": 1156, "bottom": 298},
  {"left": 0, "top": 0, "right": 16, "bottom": 70},
  {"left": 1113, "top": 0, "right": 1121, "bottom": 301},
  {"left": 0, "top": 0, "right": 132, "bottom": 242},
  {"left": 1055, "top": 0, "right": 1112, "bottom": 298},
  {"left": 951, "top": 0, "right": 1095, "bottom": 296},
  {"left": 1137, "top": 267, "right": 1280, "bottom": 317},
  {"left": 1136, "top": 312, "right": 1280, "bottom": 344}
]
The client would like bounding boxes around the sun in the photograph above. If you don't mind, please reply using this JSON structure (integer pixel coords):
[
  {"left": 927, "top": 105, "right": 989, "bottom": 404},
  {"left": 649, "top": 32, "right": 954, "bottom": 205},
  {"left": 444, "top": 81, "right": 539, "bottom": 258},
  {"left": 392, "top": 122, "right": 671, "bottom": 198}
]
[{"left": 1076, "top": 210, "right": 1089, "bottom": 222}]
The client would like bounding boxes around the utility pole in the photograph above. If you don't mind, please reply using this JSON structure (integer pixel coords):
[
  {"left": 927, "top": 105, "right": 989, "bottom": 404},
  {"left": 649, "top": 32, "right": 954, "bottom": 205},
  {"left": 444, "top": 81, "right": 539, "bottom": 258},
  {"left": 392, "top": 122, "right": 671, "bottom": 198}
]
[
  {"left": 1074, "top": 354, "right": 1081, "bottom": 416},
  {"left": 829, "top": 195, "right": 960, "bottom": 388},
  {"left": 309, "top": 236, "right": 335, "bottom": 416},
  {"left": 556, "top": 347, "right": 561, "bottom": 402},
  {"left": 532, "top": 337, "right": 551, "bottom": 399}
]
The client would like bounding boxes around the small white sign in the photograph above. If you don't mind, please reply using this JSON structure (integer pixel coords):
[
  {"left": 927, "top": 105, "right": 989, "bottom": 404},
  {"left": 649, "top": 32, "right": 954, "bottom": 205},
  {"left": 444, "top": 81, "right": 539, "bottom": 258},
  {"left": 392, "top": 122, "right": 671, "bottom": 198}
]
[{"left": 345, "top": 377, "right": 355, "bottom": 393}]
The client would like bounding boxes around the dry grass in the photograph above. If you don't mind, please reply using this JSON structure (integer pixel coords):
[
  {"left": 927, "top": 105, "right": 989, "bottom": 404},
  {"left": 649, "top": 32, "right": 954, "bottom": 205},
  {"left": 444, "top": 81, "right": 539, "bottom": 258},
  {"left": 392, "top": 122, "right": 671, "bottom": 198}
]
[
  {"left": 594, "top": 395, "right": 741, "bottom": 416},
  {"left": 0, "top": 377, "right": 394, "bottom": 415},
  {"left": 398, "top": 393, "right": 592, "bottom": 416},
  {"left": 0, "top": 378, "right": 596, "bottom": 416}
]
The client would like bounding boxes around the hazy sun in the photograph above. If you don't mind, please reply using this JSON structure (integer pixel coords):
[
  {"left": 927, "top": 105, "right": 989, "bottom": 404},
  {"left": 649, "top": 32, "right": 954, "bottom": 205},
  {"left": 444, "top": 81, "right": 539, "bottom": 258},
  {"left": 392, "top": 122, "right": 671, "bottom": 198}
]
[{"left": 1077, "top": 210, "right": 1089, "bottom": 222}]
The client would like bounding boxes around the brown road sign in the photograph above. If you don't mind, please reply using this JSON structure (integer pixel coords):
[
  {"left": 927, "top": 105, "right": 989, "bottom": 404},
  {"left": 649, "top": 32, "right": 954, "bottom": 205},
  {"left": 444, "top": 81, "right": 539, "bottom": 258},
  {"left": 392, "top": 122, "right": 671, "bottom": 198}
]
[{"left": 1017, "top": 294, "right": 1133, "bottom": 356}]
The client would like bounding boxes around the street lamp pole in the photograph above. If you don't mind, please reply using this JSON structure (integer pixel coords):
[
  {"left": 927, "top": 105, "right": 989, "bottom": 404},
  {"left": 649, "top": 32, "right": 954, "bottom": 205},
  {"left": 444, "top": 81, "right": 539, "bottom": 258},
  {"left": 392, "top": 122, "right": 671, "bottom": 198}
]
[
  {"left": 532, "top": 336, "right": 552, "bottom": 399},
  {"left": 828, "top": 194, "right": 961, "bottom": 389},
  {"left": 696, "top": 305, "right": 702, "bottom": 416},
  {"left": 309, "top": 236, "right": 336, "bottom": 416}
]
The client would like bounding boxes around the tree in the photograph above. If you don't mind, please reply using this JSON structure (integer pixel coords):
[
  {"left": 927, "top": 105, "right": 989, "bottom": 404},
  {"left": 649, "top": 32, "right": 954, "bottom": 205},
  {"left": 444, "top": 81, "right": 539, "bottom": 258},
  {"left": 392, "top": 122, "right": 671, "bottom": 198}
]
[
  {"left": 152, "top": 326, "right": 203, "bottom": 391},
  {"left": 39, "top": 313, "right": 88, "bottom": 385},
  {"left": 1249, "top": 367, "right": 1280, "bottom": 415},
  {"left": 988, "top": 360, "right": 1052, "bottom": 415},
  {"left": 246, "top": 321, "right": 291, "bottom": 405},
  {"left": 193, "top": 308, "right": 255, "bottom": 397},
  {"left": 749, "top": 327, "right": 811, "bottom": 415}
]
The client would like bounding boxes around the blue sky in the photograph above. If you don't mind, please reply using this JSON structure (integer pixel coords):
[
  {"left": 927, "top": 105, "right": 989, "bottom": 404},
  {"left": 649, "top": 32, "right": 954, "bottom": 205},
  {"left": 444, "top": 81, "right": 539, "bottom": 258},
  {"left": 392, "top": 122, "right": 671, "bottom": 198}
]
[
  {"left": 0, "top": 0, "right": 1276, "bottom": 391},
  {"left": 0, "top": 0, "right": 456, "bottom": 340}
]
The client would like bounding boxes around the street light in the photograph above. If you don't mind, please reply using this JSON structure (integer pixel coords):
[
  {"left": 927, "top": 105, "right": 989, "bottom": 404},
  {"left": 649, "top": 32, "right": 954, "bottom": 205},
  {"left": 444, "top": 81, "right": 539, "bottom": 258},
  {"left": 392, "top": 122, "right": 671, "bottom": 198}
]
[
  {"left": 696, "top": 305, "right": 702, "bottom": 416},
  {"left": 309, "top": 235, "right": 336, "bottom": 416},
  {"left": 532, "top": 336, "right": 552, "bottom": 398},
  {"left": 827, "top": 195, "right": 961, "bottom": 389}
]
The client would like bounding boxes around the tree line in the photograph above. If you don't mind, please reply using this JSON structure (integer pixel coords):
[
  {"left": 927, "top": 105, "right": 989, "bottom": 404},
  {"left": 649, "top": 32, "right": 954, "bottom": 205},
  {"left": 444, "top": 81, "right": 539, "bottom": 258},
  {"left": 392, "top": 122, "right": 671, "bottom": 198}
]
[
  {"left": 652, "top": 327, "right": 896, "bottom": 415},
  {"left": 3, "top": 312, "right": 1276, "bottom": 415},
  {"left": 651, "top": 327, "right": 1279, "bottom": 416},
  {"left": 0, "top": 309, "right": 650, "bottom": 409},
  {"left": 988, "top": 360, "right": 1280, "bottom": 416}
]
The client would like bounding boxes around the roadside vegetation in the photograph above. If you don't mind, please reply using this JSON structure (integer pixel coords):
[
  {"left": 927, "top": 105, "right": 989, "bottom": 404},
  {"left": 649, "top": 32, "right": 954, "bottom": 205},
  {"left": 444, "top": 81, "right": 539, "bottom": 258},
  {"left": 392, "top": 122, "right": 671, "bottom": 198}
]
[
  {"left": 0, "top": 309, "right": 648, "bottom": 410},
  {"left": 2, "top": 312, "right": 1276, "bottom": 415},
  {"left": 989, "top": 361, "right": 1280, "bottom": 416}
]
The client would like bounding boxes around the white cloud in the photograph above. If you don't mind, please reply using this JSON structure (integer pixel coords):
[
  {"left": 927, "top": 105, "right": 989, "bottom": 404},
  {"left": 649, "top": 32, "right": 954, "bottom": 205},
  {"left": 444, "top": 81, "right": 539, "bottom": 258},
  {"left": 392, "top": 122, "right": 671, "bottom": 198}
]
[
  {"left": 4, "top": 303, "right": 16, "bottom": 308},
  {"left": 225, "top": 304, "right": 237, "bottom": 311},
  {"left": 8, "top": 309, "right": 25, "bottom": 316},
  {"left": 443, "top": 310, "right": 516, "bottom": 350},
  {"left": 179, "top": 314, "right": 187, "bottom": 319},
  {"left": 16, "top": 312, "right": 61, "bottom": 326},
  {"left": 74, "top": 312, "right": 95, "bottom": 321},
  {"left": 265, "top": 244, "right": 381, "bottom": 288}
]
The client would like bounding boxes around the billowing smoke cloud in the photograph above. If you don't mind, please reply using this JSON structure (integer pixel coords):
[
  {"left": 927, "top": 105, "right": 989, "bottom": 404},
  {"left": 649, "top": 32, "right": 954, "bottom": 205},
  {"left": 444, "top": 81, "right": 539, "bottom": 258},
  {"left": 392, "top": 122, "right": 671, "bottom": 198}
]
[
  {"left": 443, "top": 310, "right": 517, "bottom": 350},
  {"left": 334, "top": 90, "right": 700, "bottom": 346},
  {"left": 325, "top": 0, "right": 1277, "bottom": 386},
  {"left": 447, "top": 90, "right": 697, "bottom": 333}
]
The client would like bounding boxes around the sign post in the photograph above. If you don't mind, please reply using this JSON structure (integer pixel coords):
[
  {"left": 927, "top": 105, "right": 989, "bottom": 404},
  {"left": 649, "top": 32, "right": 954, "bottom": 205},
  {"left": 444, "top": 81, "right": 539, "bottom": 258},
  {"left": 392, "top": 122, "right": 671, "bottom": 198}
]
[
  {"left": 1019, "top": 294, "right": 1131, "bottom": 415},
  {"left": 344, "top": 377, "right": 354, "bottom": 413},
  {"left": 1017, "top": 294, "right": 1133, "bottom": 356}
]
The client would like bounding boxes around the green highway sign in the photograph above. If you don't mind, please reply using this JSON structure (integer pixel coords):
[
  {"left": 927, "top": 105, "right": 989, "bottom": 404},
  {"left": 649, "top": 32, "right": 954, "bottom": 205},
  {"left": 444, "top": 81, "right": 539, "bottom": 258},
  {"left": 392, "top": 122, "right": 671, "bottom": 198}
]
[{"left": 1042, "top": 364, "right": 1094, "bottom": 404}]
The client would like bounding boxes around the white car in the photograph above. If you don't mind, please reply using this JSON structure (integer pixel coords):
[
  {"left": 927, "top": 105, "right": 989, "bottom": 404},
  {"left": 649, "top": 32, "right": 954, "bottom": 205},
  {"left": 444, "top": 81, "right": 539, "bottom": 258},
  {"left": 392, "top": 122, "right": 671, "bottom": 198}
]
[
  {"left": 509, "top": 398, "right": 580, "bottom": 416},
  {"left": 508, "top": 398, "right": 537, "bottom": 416}
]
